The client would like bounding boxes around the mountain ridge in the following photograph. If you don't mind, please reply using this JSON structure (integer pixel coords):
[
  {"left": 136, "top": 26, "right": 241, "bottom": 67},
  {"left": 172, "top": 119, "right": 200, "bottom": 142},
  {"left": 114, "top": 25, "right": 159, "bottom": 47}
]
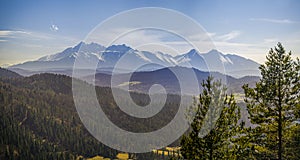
[
  {"left": 9, "top": 42, "right": 260, "bottom": 78},
  {"left": 82, "top": 66, "right": 259, "bottom": 94}
]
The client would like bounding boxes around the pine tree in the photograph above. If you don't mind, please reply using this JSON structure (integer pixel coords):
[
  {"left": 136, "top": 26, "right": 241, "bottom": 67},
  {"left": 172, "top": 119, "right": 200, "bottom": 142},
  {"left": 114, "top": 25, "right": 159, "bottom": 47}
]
[
  {"left": 243, "top": 42, "right": 300, "bottom": 159},
  {"left": 285, "top": 124, "right": 300, "bottom": 159},
  {"left": 180, "top": 77, "right": 241, "bottom": 160}
]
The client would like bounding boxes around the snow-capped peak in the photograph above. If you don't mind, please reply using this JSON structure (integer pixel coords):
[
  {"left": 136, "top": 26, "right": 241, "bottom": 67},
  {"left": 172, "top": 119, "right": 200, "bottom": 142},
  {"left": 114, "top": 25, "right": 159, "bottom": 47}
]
[
  {"left": 15, "top": 42, "right": 260, "bottom": 78},
  {"left": 38, "top": 42, "right": 105, "bottom": 62},
  {"left": 186, "top": 49, "right": 200, "bottom": 56}
]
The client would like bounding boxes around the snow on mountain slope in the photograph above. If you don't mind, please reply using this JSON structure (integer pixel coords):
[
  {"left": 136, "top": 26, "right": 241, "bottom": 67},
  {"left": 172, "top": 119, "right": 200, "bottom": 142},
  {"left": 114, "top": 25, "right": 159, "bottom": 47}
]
[
  {"left": 10, "top": 42, "right": 260, "bottom": 77},
  {"left": 201, "top": 49, "right": 260, "bottom": 77},
  {"left": 175, "top": 49, "right": 208, "bottom": 71},
  {"left": 38, "top": 42, "right": 105, "bottom": 62}
]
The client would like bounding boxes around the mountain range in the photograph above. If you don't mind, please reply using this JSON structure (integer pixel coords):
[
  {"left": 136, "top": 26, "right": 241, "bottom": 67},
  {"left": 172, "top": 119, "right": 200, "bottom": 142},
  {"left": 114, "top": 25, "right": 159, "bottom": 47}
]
[{"left": 9, "top": 42, "right": 260, "bottom": 78}]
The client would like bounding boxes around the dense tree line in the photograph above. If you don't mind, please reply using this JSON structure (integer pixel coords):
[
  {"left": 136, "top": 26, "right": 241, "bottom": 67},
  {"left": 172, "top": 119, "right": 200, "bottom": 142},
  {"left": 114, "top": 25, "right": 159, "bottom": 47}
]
[
  {"left": 0, "top": 76, "right": 118, "bottom": 159},
  {"left": 0, "top": 71, "right": 180, "bottom": 159}
]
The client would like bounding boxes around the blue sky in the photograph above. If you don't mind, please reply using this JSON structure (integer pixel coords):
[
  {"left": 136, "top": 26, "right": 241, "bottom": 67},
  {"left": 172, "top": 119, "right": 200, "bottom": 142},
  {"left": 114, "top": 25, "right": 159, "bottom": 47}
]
[{"left": 0, "top": 0, "right": 299, "bottom": 66}]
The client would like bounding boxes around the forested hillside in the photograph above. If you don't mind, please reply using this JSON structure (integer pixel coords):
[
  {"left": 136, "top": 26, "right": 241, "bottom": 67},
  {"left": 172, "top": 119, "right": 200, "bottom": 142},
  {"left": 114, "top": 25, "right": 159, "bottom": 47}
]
[
  {"left": 0, "top": 70, "right": 180, "bottom": 159},
  {"left": 0, "top": 73, "right": 116, "bottom": 159}
]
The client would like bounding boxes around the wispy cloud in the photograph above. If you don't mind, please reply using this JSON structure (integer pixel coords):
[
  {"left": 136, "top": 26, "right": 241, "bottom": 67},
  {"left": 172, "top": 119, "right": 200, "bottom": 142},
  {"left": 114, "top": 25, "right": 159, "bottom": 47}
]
[
  {"left": 158, "top": 30, "right": 300, "bottom": 64},
  {"left": 0, "top": 30, "right": 29, "bottom": 38},
  {"left": 215, "top": 31, "right": 242, "bottom": 41},
  {"left": 0, "top": 30, "right": 54, "bottom": 41},
  {"left": 89, "top": 28, "right": 242, "bottom": 55},
  {"left": 0, "top": 29, "right": 77, "bottom": 42},
  {"left": 185, "top": 32, "right": 216, "bottom": 42},
  {"left": 0, "top": 29, "right": 80, "bottom": 66},
  {"left": 263, "top": 38, "right": 278, "bottom": 44},
  {"left": 250, "top": 18, "right": 298, "bottom": 24}
]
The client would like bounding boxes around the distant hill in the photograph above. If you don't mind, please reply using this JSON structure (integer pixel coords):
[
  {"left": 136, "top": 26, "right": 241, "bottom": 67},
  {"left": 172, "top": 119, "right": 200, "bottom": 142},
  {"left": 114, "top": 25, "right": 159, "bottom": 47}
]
[
  {"left": 0, "top": 67, "right": 22, "bottom": 78},
  {"left": 83, "top": 66, "right": 259, "bottom": 94}
]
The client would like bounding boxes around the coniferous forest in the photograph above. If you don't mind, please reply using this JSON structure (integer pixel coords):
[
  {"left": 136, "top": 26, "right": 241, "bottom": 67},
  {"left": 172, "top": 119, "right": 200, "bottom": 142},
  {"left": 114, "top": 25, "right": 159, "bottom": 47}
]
[
  {"left": 0, "top": 68, "right": 180, "bottom": 159},
  {"left": 0, "top": 72, "right": 116, "bottom": 159},
  {"left": 0, "top": 43, "right": 299, "bottom": 160}
]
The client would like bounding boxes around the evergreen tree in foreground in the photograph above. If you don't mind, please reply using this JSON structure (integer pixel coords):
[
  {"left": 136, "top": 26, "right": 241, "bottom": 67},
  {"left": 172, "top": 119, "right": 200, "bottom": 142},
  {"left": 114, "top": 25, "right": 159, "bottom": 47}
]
[
  {"left": 180, "top": 77, "right": 241, "bottom": 160},
  {"left": 243, "top": 42, "right": 300, "bottom": 159}
]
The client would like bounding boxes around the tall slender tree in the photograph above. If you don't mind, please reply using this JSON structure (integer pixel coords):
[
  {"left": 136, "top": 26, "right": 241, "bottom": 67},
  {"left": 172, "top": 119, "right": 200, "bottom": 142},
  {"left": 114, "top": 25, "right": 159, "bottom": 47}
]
[
  {"left": 180, "top": 77, "right": 241, "bottom": 160},
  {"left": 243, "top": 42, "right": 300, "bottom": 159}
]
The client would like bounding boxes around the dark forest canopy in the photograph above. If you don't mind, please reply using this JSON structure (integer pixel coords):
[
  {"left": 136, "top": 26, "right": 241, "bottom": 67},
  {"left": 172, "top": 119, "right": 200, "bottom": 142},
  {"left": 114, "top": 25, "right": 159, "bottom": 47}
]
[{"left": 0, "top": 70, "right": 182, "bottom": 159}]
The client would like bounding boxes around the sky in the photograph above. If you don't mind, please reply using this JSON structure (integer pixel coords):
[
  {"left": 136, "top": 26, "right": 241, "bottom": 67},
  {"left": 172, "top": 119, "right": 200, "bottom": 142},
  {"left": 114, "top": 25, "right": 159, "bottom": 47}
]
[{"left": 0, "top": 0, "right": 300, "bottom": 66}]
